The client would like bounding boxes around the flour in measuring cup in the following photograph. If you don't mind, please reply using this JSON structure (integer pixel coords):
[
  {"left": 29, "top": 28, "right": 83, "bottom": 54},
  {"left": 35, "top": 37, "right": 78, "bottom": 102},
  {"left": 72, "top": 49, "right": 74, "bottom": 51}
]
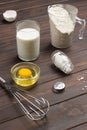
[
  {"left": 48, "top": 6, "right": 74, "bottom": 34},
  {"left": 48, "top": 6, "right": 75, "bottom": 48}
]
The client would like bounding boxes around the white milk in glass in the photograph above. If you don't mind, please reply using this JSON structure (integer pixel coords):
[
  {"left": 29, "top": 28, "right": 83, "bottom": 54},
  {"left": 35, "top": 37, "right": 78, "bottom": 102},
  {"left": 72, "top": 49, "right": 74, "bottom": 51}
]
[{"left": 16, "top": 28, "right": 40, "bottom": 61}]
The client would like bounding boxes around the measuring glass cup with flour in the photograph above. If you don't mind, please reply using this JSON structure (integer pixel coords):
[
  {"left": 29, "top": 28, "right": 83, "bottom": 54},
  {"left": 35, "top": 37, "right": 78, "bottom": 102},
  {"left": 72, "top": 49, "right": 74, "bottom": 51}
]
[
  {"left": 16, "top": 20, "right": 40, "bottom": 61},
  {"left": 48, "top": 4, "right": 86, "bottom": 48}
]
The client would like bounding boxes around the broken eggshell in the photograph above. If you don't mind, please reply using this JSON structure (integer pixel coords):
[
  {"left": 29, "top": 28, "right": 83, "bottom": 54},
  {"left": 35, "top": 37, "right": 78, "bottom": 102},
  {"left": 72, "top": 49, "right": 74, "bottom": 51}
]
[
  {"left": 51, "top": 50, "right": 74, "bottom": 74},
  {"left": 3, "top": 10, "right": 17, "bottom": 22}
]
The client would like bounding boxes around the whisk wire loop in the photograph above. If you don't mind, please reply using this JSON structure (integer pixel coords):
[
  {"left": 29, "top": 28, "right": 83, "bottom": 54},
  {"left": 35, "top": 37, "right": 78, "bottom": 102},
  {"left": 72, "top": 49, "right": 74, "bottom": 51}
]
[{"left": 0, "top": 77, "right": 50, "bottom": 120}]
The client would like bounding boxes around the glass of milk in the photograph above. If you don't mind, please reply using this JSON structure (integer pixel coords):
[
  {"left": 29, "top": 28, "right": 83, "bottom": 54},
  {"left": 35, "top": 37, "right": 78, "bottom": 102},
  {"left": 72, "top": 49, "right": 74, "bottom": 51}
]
[
  {"left": 48, "top": 4, "right": 86, "bottom": 48},
  {"left": 16, "top": 20, "right": 40, "bottom": 61}
]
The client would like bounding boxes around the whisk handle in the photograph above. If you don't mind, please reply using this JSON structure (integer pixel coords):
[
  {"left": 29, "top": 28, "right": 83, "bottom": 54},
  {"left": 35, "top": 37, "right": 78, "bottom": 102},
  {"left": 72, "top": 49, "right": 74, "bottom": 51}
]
[{"left": 0, "top": 77, "right": 15, "bottom": 94}]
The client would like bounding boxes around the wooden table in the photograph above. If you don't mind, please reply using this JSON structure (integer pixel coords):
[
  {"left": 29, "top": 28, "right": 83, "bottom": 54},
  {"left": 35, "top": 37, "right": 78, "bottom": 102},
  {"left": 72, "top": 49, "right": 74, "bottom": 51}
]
[{"left": 0, "top": 0, "right": 87, "bottom": 130}]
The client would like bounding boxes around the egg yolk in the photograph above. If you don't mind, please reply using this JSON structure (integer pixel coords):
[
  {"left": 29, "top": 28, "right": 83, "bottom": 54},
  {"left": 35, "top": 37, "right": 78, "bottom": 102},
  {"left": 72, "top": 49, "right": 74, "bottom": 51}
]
[{"left": 18, "top": 68, "right": 32, "bottom": 78}]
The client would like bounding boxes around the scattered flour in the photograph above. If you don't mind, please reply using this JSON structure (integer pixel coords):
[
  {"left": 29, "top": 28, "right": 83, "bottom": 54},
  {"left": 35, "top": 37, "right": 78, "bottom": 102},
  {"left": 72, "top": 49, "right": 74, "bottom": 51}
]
[
  {"left": 77, "top": 74, "right": 87, "bottom": 91},
  {"left": 77, "top": 76, "right": 84, "bottom": 81}
]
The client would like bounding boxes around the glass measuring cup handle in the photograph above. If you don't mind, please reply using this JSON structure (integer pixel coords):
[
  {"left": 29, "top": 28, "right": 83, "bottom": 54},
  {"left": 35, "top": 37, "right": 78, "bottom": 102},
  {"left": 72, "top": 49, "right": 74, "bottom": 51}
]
[{"left": 76, "top": 17, "right": 86, "bottom": 39}]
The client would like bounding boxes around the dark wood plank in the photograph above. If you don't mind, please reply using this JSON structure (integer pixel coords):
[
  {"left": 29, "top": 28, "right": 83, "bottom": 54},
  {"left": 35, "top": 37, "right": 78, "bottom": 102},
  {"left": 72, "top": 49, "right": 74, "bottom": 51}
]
[
  {"left": 0, "top": 94, "right": 87, "bottom": 130},
  {"left": 0, "top": 0, "right": 87, "bottom": 24},
  {"left": 0, "top": 0, "right": 87, "bottom": 129},
  {"left": 0, "top": 69, "right": 87, "bottom": 126},
  {"left": 69, "top": 123, "right": 87, "bottom": 130}
]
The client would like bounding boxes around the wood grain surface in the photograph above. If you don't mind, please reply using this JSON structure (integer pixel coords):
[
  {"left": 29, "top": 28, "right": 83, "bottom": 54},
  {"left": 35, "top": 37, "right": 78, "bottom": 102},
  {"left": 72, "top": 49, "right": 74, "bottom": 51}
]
[{"left": 0, "top": 0, "right": 87, "bottom": 130}]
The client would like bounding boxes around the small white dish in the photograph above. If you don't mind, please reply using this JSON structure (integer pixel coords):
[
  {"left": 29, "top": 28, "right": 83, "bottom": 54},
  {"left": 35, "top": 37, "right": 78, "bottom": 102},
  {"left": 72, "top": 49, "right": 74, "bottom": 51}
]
[
  {"left": 3, "top": 10, "right": 17, "bottom": 22},
  {"left": 53, "top": 82, "right": 65, "bottom": 93}
]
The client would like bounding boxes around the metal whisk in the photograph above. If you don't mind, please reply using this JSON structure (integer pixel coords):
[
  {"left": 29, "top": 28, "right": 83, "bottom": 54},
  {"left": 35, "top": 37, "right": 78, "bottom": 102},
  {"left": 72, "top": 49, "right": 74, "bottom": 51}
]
[{"left": 0, "top": 77, "right": 50, "bottom": 120}]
